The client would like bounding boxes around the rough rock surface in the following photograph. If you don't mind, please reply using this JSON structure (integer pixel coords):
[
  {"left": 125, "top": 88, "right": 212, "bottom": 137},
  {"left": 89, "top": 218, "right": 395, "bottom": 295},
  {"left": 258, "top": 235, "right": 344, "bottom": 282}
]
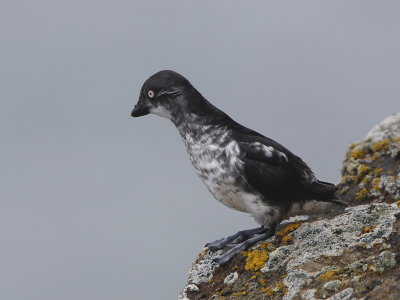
[{"left": 178, "top": 113, "right": 400, "bottom": 300}]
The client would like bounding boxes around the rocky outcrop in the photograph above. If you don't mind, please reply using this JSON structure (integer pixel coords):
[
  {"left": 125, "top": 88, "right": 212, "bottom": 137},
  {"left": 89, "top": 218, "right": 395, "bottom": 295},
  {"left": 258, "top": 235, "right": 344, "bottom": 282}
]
[{"left": 179, "top": 113, "right": 400, "bottom": 300}]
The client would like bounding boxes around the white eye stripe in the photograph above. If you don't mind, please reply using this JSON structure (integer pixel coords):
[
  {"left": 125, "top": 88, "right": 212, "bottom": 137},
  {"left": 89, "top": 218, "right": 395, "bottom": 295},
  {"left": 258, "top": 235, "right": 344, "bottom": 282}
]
[
  {"left": 147, "top": 90, "right": 155, "bottom": 98},
  {"left": 158, "top": 89, "right": 180, "bottom": 96}
]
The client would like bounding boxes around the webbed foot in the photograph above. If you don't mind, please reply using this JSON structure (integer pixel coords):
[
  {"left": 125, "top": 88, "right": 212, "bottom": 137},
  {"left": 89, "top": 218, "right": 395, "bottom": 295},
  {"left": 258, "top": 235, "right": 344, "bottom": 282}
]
[
  {"left": 206, "top": 227, "right": 275, "bottom": 265},
  {"left": 205, "top": 226, "right": 266, "bottom": 250}
]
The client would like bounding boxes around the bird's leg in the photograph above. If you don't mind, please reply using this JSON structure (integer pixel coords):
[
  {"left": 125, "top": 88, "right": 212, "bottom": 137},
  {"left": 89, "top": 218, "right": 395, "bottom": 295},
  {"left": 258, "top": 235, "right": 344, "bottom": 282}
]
[
  {"left": 205, "top": 226, "right": 266, "bottom": 250},
  {"left": 214, "top": 228, "right": 275, "bottom": 265}
]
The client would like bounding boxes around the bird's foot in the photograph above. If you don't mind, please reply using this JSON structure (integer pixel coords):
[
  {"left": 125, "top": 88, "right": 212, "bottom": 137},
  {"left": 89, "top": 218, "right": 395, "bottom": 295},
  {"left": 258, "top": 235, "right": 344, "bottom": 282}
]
[
  {"left": 205, "top": 226, "right": 266, "bottom": 251},
  {"left": 213, "top": 229, "right": 275, "bottom": 265},
  {"left": 205, "top": 227, "right": 275, "bottom": 265}
]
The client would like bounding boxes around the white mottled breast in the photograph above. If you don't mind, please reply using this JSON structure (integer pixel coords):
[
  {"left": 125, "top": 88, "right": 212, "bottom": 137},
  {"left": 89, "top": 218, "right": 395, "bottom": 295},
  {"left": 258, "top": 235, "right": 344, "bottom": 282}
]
[
  {"left": 179, "top": 124, "right": 243, "bottom": 208},
  {"left": 177, "top": 123, "right": 280, "bottom": 227}
]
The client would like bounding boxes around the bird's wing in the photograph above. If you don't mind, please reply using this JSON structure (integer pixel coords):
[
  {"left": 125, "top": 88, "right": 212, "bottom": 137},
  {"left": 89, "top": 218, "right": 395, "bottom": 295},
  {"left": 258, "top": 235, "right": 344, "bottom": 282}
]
[
  {"left": 232, "top": 129, "right": 318, "bottom": 202},
  {"left": 238, "top": 141, "right": 290, "bottom": 166}
]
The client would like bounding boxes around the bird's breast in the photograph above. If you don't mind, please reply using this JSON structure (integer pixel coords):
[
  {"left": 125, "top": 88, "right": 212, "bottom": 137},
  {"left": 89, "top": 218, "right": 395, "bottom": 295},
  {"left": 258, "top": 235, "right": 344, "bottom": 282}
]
[
  {"left": 186, "top": 141, "right": 241, "bottom": 181},
  {"left": 178, "top": 125, "right": 281, "bottom": 227},
  {"left": 184, "top": 137, "right": 250, "bottom": 211}
]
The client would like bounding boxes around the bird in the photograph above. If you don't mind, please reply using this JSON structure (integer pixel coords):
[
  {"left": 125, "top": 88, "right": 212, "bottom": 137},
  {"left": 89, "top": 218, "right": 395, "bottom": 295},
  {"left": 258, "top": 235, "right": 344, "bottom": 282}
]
[{"left": 131, "top": 70, "right": 346, "bottom": 265}]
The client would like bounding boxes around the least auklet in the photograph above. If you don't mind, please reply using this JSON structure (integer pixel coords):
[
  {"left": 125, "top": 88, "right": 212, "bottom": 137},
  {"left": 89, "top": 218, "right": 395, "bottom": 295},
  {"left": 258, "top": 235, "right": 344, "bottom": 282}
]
[{"left": 131, "top": 70, "right": 346, "bottom": 264}]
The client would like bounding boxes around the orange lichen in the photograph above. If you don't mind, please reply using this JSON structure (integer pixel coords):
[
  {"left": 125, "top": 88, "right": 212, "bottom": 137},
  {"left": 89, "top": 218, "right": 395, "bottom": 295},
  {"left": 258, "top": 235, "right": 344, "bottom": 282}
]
[
  {"left": 258, "top": 278, "right": 266, "bottom": 285},
  {"left": 242, "top": 249, "right": 269, "bottom": 271},
  {"left": 340, "top": 175, "right": 353, "bottom": 184},
  {"left": 277, "top": 222, "right": 302, "bottom": 236},
  {"left": 362, "top": 226, "right": 375, "bottom": 234},
  {"left": 281, "top": 235, "right": 293, "bottom": 244},
  {"left": 367, "top": 264, "right": 376, "bottom": 272}
]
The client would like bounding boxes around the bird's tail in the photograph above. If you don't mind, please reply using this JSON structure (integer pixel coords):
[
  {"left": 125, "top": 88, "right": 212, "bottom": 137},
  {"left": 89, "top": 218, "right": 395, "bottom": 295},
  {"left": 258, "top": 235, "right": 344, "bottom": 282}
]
[{"left": 309, "top": 180, "right": 348, "bottom": 206}]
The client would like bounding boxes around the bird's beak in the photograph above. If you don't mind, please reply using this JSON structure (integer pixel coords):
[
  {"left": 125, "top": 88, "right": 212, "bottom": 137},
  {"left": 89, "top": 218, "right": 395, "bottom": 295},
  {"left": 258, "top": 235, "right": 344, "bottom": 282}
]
[{"left": 131, "top": 98, "right": 150, "bottom": 117}]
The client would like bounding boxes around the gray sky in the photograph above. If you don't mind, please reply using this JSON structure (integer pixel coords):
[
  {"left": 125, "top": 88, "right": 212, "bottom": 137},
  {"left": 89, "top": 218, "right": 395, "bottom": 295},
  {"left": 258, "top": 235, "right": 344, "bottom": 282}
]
[{"left": 1, "top": 1, "right": 399, "bottom": 299}]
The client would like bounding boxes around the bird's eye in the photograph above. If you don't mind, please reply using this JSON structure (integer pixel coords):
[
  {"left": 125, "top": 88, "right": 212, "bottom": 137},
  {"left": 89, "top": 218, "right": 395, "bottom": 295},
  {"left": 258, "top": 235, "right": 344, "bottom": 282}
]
[{"left": 147, "top": 90, "right": 155, "bottom": 98}]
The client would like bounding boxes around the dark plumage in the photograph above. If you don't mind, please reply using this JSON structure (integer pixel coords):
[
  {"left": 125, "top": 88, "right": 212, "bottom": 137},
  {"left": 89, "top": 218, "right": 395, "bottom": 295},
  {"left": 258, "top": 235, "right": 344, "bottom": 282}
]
[{"left": 131, "top": 70, "right": 345, "bottom": 264}]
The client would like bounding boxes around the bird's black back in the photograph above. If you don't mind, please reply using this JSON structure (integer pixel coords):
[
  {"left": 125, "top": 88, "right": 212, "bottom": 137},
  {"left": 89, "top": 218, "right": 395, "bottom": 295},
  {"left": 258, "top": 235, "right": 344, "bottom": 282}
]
[{"left": 210, "top": 113, "right": 338, "bottom": 208}]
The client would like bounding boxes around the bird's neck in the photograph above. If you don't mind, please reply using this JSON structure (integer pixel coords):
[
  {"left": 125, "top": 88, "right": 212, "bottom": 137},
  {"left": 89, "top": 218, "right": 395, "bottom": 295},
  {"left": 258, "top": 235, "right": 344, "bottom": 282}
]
[
  {"left": 168, "top": 93, "right": 236, "bottom": 144},
  {"left": 175, "top": 111, "right": 234, "bottom": 148},
  {"left": 172, "top": 96, "right": 233, "bottom": 126},
  {"left": 176, "top": 115, "right": 215, "bottom": 140}
]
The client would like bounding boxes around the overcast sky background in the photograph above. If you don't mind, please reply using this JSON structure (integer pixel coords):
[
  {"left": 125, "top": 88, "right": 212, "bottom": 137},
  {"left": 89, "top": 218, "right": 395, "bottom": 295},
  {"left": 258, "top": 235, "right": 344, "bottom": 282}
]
[{"left": 1, "top": 1, "right": 399, "bottom": 299}]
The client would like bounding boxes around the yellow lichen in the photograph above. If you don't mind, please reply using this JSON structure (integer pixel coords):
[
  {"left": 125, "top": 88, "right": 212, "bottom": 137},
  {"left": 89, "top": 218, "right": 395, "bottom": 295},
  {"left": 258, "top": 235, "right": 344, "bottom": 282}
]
[
  {"left": 232, "top": 291, "right": 247, "bottom": 296},
  {"left": 242, "top": 249, "right": 269, "bottom": 271},
  {"left": 259, "top": 278, "right": 266, "bottom": 285},
  {"left": 212, "top": 293, "right": 225, "bottom": 300},
  {"left": 350, "top": 149, "right": 366, "bottom": 159},
  {"left": 373, "top": 168, "right": 384, "bottom": 176},
  {"left": 396, "top": 200, "right": 400, "bottom": 207},
  {"left": 260, "top": 282, "right": 287, "bottom": 296},
  {"left": 358, "top": 164, "right": 371, "bottom": 176},
  {"left": 276, "top": 282, "right": 287, "bottom": 294},
  {"left": 352, "top": 164, "right": 372, "bottom": 183},
  {"left": 258, "top": 242, "right": 271, "bottom": 250},
  {"left": 373, "top": 139, "right": 390, "bottom": 153},
  {"left": 260, "top": 287, "right": 275, "bottom": 296},
  {"left": 355, "top": 188, "right": 369, "bottom": 201},
  {"left": 320, "top": 269, "right": 336, "bottom": 280},
  {"left": 372, "top": 178, "right": 380, "bottom": 191},
  {"left": 361, "top": 176, "right": 370, "bottom": 186}
]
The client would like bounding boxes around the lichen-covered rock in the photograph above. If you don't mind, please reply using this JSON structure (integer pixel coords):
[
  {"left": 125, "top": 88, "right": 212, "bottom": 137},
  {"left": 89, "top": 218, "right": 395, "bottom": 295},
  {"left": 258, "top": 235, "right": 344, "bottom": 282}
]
[{"left": 179, "top": 113, "right": 400, "bottom": 300}]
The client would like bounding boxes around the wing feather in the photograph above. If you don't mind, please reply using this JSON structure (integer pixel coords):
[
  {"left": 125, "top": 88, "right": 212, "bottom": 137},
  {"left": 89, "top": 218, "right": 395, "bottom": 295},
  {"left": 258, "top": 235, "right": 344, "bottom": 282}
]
[{"left": 230, "top": 127, "right": 319, "bottom": 203}]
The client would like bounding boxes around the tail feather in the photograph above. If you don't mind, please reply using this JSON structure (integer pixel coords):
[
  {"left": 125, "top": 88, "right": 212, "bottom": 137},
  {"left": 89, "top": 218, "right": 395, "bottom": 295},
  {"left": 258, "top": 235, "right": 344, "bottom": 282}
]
[
  {"left": 308, "top": 180, "right": 348, "bottom": 206},
  {"left": 309, "top": 180, "right": 337, "bottom": 196}
]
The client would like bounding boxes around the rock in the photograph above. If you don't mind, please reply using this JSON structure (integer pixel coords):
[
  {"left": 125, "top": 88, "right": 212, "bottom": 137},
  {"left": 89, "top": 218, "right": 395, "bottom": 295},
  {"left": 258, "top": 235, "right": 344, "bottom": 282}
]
[
  {"left": 179, "top": 113, "right": 400, "bottom": 300},
  {"left": 323, "top": 280, "right": 341, "bottom": 292}
]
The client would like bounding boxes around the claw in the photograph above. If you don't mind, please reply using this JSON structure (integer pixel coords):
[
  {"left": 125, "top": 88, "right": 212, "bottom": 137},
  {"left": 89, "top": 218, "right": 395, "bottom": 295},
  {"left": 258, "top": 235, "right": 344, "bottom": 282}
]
[{"left": 211, "top": 228, "right": 275, "bottom": 265}]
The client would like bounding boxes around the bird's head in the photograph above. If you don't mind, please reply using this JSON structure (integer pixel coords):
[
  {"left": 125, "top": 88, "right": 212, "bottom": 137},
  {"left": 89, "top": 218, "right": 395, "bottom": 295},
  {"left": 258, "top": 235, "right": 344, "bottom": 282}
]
[{"left": 131, "top": 70, "right": 204, "bottom": 123}]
